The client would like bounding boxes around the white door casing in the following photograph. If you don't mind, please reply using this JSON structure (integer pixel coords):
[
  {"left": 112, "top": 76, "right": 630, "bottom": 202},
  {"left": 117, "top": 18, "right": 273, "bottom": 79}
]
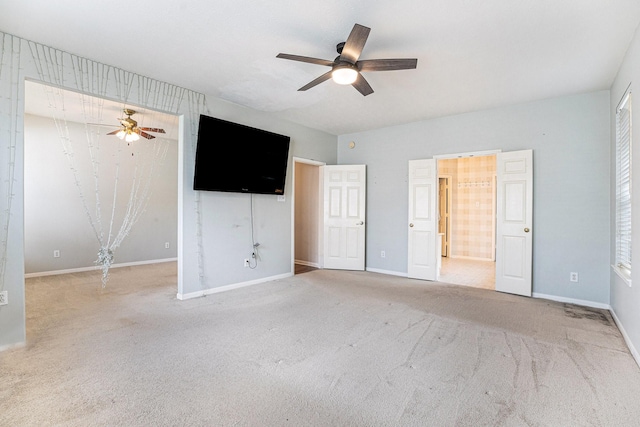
[
  {"left": 407, "top": 159, "right": 438, "bottom": 280},
  {"left": 322, "top": 165, "right": 366, "bottom": 270},
  {"left": 495, "top": 149, "right": 533, "bottom": 296},
  {"left": 438, "top": 176, "right": 451, "bottom": 257}
]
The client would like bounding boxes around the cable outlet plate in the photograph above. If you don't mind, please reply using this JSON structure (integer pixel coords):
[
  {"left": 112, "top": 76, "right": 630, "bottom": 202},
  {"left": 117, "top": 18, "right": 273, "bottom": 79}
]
[{"left": 0, "top": 291, "right": 7, "bottom": 305}]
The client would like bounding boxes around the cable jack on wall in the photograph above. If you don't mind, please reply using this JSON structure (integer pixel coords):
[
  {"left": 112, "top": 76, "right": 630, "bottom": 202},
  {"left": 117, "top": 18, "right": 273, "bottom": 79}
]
[
  {"left": 247, "top": 194, "right": 261, "bottom": 269},
  {"left": 249, "top": 242, "right": 260, "bottom": 269}
]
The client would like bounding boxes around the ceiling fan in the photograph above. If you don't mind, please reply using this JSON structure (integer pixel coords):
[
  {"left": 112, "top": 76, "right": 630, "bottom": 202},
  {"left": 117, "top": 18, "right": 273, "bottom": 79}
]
[
  {"left": 277, "top": 23, "right": 417, "bottom": 96},
  {"left": 100, "top": 109, "right": 166, "bottom": 143}
]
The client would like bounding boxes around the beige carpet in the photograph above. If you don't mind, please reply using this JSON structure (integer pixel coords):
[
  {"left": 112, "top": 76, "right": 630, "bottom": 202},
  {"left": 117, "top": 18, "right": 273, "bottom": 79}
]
[{"left": 2, "top": 262, "right": 640, "bottom": 426}]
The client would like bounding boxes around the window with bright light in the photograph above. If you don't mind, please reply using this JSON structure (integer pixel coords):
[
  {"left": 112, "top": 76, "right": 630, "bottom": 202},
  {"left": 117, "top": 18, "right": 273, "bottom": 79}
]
[{"left": 615, "top": 90, "right": 632, "bottom": 283}]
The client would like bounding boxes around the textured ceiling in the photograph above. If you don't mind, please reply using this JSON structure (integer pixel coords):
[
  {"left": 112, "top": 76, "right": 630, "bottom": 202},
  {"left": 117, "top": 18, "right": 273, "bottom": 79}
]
[{"left": 3, "top": 0, "right": 640, "bottom": 135}]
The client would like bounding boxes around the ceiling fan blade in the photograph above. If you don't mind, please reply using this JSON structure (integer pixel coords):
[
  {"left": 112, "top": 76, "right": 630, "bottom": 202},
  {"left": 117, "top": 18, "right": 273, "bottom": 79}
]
[
  {"left": 358, "top": 58, "right": 418, "bottom": 72},
  {"left": 298, "top": 70, "right": 333, "bottom": 91},
  {"left": 352, "top": 73, "right": 374, "bottom": 96},
  {"left": 106, "top": 129, "right": 122, "bottom": 135},
  {"left": 340, "top": 23, "right": 370, "bottom": 64},
  {"left": 139, "top": 127, "right": 166, "bottom": 133},
  {"left": 138, "top": 131, "right": 155, "bottom": 140},
  {"left": 276, "top": 53, "right": 334, "bottom": 67}
]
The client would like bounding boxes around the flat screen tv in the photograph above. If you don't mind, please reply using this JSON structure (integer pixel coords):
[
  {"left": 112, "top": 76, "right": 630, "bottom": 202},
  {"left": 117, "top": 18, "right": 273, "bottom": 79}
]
[{"left": 193, "top": 114, "right": 291, "bottom": 195}]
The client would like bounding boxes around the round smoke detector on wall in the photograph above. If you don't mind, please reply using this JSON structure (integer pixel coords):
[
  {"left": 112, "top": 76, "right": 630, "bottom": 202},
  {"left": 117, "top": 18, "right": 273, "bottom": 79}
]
[{"left": 349, "top": 141, "right": 356, "bottom": 149}]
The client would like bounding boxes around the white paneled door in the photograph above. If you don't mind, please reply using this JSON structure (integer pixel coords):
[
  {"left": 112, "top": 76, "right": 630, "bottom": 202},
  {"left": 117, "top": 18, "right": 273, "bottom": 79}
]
[
  {"left": 322, "top": 165, "right": 366, "bottom": 270},
  {"left": 407, "top": 159, "right": 438, "bottom": 281},
  {"left": 495, "top": 150, "right": 533, "bottom": 296}
]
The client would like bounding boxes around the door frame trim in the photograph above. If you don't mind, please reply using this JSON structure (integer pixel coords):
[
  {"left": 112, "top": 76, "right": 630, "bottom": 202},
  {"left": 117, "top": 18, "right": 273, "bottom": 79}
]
[
  {"left": 434, "top": 149, "right": 501, "bottom": 159},
  {"left": 438, "top": 175, "right": 452, "bottom": 257}
]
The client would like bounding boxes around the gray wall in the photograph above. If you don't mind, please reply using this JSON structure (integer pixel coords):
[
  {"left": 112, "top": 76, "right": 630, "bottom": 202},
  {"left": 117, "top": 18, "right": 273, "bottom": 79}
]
[
  {"left": 338, "top": 91, "right": 611, "bottom": 305},
  {"left": 610, "top": 23, "right": 640, "bottom": 360},
  {"left": 187, "top": 98, "right": 337, "bottom": 296},
  {"left": 24, "top": 114, "right": 179, "bottom": 273}
]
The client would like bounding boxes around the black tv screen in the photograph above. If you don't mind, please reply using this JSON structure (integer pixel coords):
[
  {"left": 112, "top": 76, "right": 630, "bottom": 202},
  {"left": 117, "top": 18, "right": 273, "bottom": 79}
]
[{"left": 193, "top": 114, "right": 291, "bottom": 195}]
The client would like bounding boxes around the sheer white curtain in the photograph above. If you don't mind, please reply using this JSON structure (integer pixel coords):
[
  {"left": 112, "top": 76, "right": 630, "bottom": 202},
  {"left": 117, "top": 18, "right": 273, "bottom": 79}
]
[{"left": 16, "top": 38, "right": 209, "bottom": 287}]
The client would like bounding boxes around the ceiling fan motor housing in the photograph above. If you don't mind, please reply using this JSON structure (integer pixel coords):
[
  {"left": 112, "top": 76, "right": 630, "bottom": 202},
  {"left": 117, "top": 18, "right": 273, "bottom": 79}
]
[{"left": 104, "top": 108, "right": 166, "bottom": 140}]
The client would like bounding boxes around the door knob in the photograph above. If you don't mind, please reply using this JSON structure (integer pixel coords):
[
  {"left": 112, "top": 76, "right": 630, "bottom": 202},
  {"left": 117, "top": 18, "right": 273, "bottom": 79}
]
[
  {"left": 409, "top": 223, "right": 414, "bottom": 227},
  {"left": 356, "top": 221, "right": 364, "bottom": 225},
  {"left": 524, "top": 228, "right": 530, "bottom": 233}
]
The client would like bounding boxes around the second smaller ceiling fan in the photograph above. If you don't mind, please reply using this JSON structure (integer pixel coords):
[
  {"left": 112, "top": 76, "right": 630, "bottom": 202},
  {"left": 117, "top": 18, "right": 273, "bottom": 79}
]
[{"left": 104, "top": 109, "right": 166, "bottom": 143}]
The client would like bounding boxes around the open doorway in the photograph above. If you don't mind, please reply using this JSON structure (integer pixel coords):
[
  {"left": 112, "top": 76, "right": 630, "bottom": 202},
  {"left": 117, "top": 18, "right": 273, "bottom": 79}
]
[
  {"left": 293, "top": 158, "right": 323, "bottom": 275},
  {"left": 437, "top": 154, "right": 496, "bottom": 290},
  {"left": 293, "top": 160, "right": 367, "bottom": 274},
  {"left": 23, "top": 81, "right": 179, "bottom": 287}
]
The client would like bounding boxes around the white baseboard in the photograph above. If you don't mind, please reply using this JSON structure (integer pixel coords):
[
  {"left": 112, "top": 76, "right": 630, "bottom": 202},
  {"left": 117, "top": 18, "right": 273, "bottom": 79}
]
[
  {"left": 0, "top": 341, "right": 26, "bottom": 353},
  {"left": 294, "top": 260, "right": 320, "bottom": 268},
  {"left": 366, "top": 267, "right": 408, "bottom": 277},
  {"left": 177, "top": 272, "right": 294, "bottom": 300},
  {"left": 24, "top": 258, "right": 178, "bottom": 279},
  {"left": 532, "top": 292, "right": 611, "bottom": 310},
  {"left": 609, "top": 308, "right": 640, "bottom": 369}
]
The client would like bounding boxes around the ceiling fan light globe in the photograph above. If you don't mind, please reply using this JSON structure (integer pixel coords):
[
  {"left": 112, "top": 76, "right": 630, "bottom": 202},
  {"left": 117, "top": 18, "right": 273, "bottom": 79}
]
[
  {"left": 131, "top": 132, "right": 140, "bottom": 142},
  {"left": 332, "top": 67, "right": 358, "bottom": 85},
  {"left": 125, "top": 132, "right": 136, "bottom": 143},
  {"left": 116, "top": 130, "right": 126, "bottom": 140}
]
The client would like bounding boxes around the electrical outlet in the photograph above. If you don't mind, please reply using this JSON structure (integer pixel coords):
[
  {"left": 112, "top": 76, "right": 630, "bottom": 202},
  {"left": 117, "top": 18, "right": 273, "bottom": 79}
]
[
  {"left": 53, "top": 250, "right": 60, "bottom": 258},
  {"left": 165, "top": 242, "right": 170, "bottom": 249},
  {"left": 381, "top": 250, "right": 386, "bottom": 258},
  {"left": 570, "top": 272, "right": 579, "bottom": 282},
  {"left": 0, "top": 291, "right": 7, "bottom": 305},
  {"left": 244, "top": 259, "right": 250, "bottom": 267}
]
